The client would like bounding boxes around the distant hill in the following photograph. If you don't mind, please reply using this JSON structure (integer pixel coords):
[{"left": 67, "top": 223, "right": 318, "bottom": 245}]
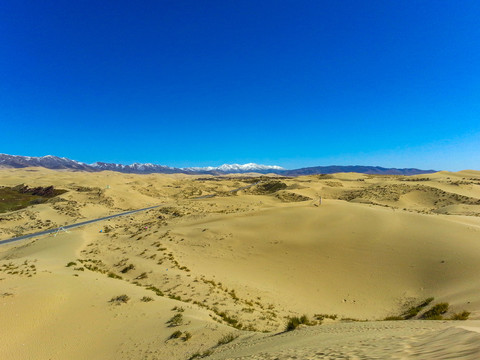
[
  {"left": 283, "top": 165, "right": 437, "bottom": 176},
  {"left": 0, "top": 154, "right": 437, "bottom": 176}
]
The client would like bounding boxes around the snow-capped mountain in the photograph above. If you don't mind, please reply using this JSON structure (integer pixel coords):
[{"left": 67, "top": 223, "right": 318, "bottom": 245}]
[
  {"left": 0, "top": 154, "right": 284, "bottom": 174},
  {"left": 0, "top": 153, "right": 93, "bottom": 171},
  {"left": 182, "top": 163, "right": 285, "bottom": 173},
  {"left": 0, "top": 154, "right": 437, "bottom": 176},
  {"left": 91, "top": 162, "right": 179, "bottom": 174}
]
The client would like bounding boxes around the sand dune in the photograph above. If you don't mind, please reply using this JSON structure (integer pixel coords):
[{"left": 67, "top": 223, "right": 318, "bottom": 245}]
[{"left": 1, "top": 168, "right": 480, "bottom": 359}]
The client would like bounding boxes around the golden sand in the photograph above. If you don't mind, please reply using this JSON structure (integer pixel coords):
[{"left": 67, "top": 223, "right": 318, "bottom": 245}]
[{"left": 1, "top": 168, "right": 480, "bottom": 359}]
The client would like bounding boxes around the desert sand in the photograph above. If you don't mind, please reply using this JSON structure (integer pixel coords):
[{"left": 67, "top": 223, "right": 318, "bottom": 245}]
[{"left": 1, "top": 168, "right": 480, "bottom": 359}]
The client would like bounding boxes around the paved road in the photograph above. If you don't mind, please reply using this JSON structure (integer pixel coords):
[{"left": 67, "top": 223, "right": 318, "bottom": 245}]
[
  {"left": 0, "top": 205, "right": 162, "bottom": 245},
  {"left": 0, "top": 180, "right": 262, "bottom": 245}
]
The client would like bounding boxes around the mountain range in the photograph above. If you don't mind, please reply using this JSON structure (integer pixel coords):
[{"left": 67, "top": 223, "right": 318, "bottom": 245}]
[{"left": 0, "top": 154, "right": 437, "bottom": 176}]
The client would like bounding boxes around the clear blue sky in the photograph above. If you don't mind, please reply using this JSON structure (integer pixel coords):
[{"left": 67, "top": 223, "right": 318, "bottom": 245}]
[{"left": 1, "top": 1, "right": 479, "bottom": 170}]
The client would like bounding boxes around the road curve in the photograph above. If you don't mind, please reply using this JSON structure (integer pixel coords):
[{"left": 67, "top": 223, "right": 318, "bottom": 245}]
[{"left": 0, "top": 180, "right": 262, "bottom": 246}]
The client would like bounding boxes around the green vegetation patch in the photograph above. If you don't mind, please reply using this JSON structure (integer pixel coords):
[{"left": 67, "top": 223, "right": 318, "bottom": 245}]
[
  {"left": 285, "top": 315, "right": 315, "bottom": 331},
  {"left": 0, "top": 184, "right": 67, "bottom": 213},
  {"left": 421, "top": 302, "right": 449, "bottom": 320},
  {"left": 402, "top": 297, "right": 434, "bottom": 319},
  {"left": 250, "top": 181, "right": 288, "bottom": 194},
  {"left": 450, "top": 311, "right": 470, "bottom": 320}
]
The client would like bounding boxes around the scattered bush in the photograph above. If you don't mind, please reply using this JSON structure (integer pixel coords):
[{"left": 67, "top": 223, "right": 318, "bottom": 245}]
[
  {"left": 135, "top": 272, "right": 148, "bottom": 280},
  {"left": 146, "top": 285, "right": 164, "bottom": 296},
  {"left": 121, "top": 264, "right": 135, "bottom": 273},
  {"left": 109, "top": 294, "right": 130, "bottom": 305},
  {"left": 188, "top": 350, "right": 213, "bottom": 359},
  {"left": 402, "top": 297, "right": 434, "bottom": 319},
  {"left": 66, "top": 261, "right": 76, "bottom": 267},
  {"left": 167, "top": 313, "right": 183, "bottom": 327},
  {"left": 183, "top": 332, "right": 192, "bottom": 341},
  {"left": 421, "top": 302, "right": 449, "bottom": 320},
  {"left": 107, "top": 272, "right": 122, "bottom": 279},
  {"left": 212, "top": 309, "right": 242, "bottom": 329},
  {"left": 314, "top": 313, "right": 338, "bottom": 321},
  {"left": 450, "top": 310, "right": 470, "bottom": 320},
  {"left": 141, "top": 296, "right": 154, "bottom": 302},
  {"left": 285, "top": 315, "right": 312, "bottom": 331},
  {"left": 217, "top": 333, "right": 238, "bottom": 346},
  {"left": 169, "top": 330, "right": 182, "bottom": 339}
]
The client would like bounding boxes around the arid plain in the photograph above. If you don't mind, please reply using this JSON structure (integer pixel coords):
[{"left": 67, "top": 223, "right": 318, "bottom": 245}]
[{"left": 1, "top": 168, "right": 480, "bottom": 359}]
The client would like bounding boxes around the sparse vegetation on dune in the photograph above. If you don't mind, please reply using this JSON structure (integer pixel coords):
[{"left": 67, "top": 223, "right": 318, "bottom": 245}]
[
  {"left": 420, "top": 303, "right": 449, "bottom": 320},
  {"left": 385, "top": 299, "right": 470, "bottom": 321},
  {"left": 0, "top": 184, "right": 67, "bottom": 213},
  {"left": 216, "top": 333, "right": 238, "bottom": 346},
  {"left": 187, "top": 349, "right": 213, "bottom": 360},
  {"left": 109, "top": 294, "right": 130, "bottom": 305},
  {"left": 167, "top": 313, "right": 184, "bottom": 327},
  {"left": 450, "top": 311, "right": 470, "bottom": 320},
  {"left": 1, "top": 168, "right": 480, "bottom": 360},
  {"left": 168, "top": 330, "right": 183, "bottom": 340},
  {"left": 285, "top": 315, "right": 316, "bottom": 331},
  {"left": 403, "top": 297, "right": 435, "bottom": 319}
]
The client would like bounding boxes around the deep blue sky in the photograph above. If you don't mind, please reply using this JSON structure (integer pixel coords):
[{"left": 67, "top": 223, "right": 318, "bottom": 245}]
[{"left": 1, "top": 1, "right": 479, "bottom": 170}]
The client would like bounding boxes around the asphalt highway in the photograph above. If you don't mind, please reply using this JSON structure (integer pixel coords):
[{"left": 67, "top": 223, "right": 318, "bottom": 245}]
[
  {"left": 0, "top": 180, "right": 262, "bottom": 246},
  {"left": 0, "top": 205, "right": 161, "bottom": 245}
]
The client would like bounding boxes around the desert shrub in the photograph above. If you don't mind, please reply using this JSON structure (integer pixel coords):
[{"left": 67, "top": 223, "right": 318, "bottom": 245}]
[
  {"left": 135, "top": 272, "right": 148, "bottom": 280},
  {"left": 285, "top": 315, "right": 312, "bottom": 331},
  {"left": 212, "top": 309, "right": 241, "bottom": 329},
  {"left": 285, "top": 317, "right": 301, "bottom": 331},
  {"left": 403, "top": 297, "right": 434, "bottom": 319},
  {"left": 141, "top": 296, "right": 154, "bottom": 302},
  {"left": 217, "top": 333, "right": 238, "bottom": 346},
  {"left": 421, "top": 303, "right": 449, "bottom": 320},
  {"left": 146, "top": 285, "right": 164, "bottom": 296},
  {"left": 188, "top": 350, "right": 213, "bottom": 359},
  {"left": 109, "top": 294, "right": 130, "bottom": 304},
  {"left": 384, "top": 316, "right": 404, "bottom": 321},
  {"left": 66, "top": 261, "right": 76, "bottom": 267},
  {"left": 167, "top": 313, "right": 183, "bottom": 327},
  {"left": 450, "top": 310, "right": 470, "bottom": 320},
  {"left": 314, "top": 314, "right": 338, "bottom": 321},
  {"left": 108, "top": 272, "right": 122, "bottom": 279},
  {"left": 168, "top": 294, "right": 182, "bottom": 301},
  {"left": 183, "top": 331, "right": 192, "bottom": 341},
  {"left": 172, "top": 306, "right": 184, "bottom": 312},
  {"left": 169, "top": 330, "right": 182, "bottom": 339},
  {"left": 121, "top": 264, "right": 135, "bottom": 273}
]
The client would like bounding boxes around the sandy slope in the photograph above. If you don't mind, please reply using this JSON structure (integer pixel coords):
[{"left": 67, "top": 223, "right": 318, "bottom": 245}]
[
  {"left": 1, "top": 168, "right": 480, "bottom": 359},
  {"left": 208, "top": 320, "right": 480, "bottom": 359},
  {"left": 170, "top": 199, "right": 480, "bottom": 320},
  {"left": 0, "top": 230, "right": 233, "bottom": 360}
]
